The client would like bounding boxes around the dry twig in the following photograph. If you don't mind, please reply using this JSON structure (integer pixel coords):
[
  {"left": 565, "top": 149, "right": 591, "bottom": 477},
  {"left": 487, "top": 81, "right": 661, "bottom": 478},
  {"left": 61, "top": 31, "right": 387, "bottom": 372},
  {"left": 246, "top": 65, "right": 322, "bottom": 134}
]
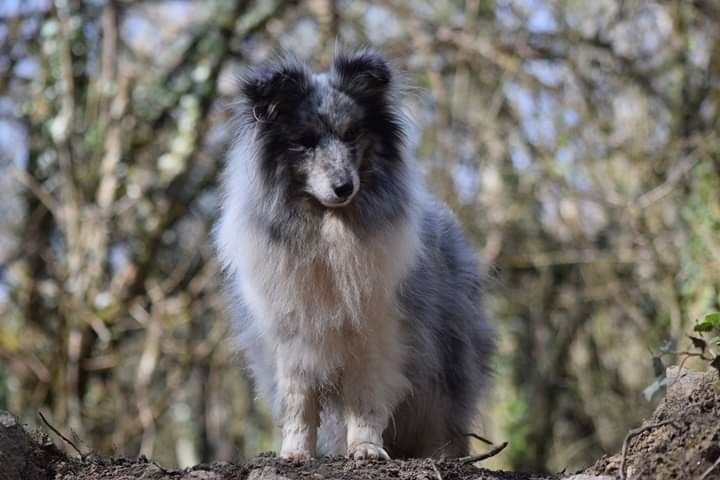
[
  {"left": 459, "top": 441, "right": 509, "bottom": 464},
  {"left": 429, "top": 439, "right": 454, "bottom": 458},
  {"left": 462, "top": 432, "right": 494, "bottom": 445},
  {"left": 700, "top": 456, "right": 720, "bottom": 480},
  {"left": 38, "top": 410, "right": 85, "bottom": 459},
  {"left": 430, "top": 432, "right": 496, "bottom": 458},
  {"left": 620, "top": 419, "right": 679, "bottom": 480},
  {"left": 427, "top": 459, "right": 443, "bottom": 480}
]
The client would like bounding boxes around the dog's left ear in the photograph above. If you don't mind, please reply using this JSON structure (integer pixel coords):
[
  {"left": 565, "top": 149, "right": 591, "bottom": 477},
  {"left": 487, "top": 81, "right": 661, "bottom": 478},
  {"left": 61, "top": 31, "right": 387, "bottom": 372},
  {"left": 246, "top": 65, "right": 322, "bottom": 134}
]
[{"left": 331, "top": 50, "right": 392, "bottom": 100}]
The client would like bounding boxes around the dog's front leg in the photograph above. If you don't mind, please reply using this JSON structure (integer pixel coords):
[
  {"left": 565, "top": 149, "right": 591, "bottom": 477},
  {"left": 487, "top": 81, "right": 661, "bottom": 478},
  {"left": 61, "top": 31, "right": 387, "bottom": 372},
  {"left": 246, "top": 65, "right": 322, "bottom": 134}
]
[
  {"left": 342, "top": 337, "right": 407, "bottom": 460},
  {"left": 277, "top": 361, "right": 320, "bottom": 460},
  {"left": 345, "top": 404, "right": 389, "bottom": 460}
]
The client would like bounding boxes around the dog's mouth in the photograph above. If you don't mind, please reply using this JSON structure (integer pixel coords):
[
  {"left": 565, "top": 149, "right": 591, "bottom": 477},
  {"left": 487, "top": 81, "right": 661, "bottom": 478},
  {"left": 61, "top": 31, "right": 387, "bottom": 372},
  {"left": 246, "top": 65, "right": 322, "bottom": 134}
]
[{"left": 318, "top": 193, "right": 356, "bottom": 208}]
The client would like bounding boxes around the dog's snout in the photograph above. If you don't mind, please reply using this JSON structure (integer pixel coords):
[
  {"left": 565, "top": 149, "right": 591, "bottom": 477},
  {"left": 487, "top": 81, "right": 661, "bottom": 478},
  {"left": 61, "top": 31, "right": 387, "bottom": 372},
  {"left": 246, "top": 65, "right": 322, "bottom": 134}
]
[
  {"left": 333, "top": 181, "right": 354, "bottom": 199},
  {"left": 305, "top": 143, "right": 359, "bottom": 206}
]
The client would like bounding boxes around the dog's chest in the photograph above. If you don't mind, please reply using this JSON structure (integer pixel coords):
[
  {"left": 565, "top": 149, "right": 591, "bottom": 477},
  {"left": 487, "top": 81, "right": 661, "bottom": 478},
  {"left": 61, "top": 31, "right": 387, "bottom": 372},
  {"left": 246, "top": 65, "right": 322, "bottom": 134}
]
[{"left": 248, "top": 215, "right": 396, "bottom": 333}]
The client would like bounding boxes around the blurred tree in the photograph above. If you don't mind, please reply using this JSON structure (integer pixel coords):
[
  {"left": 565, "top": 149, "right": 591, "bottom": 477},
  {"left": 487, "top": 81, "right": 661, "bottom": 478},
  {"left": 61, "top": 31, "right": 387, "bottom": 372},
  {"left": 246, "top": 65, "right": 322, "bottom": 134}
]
[
  {"left": 0, "top": 0, "right": 718, "bottom": 473},
  {"left": 0, "top": 0, "right": 284, "bottom": 466}
]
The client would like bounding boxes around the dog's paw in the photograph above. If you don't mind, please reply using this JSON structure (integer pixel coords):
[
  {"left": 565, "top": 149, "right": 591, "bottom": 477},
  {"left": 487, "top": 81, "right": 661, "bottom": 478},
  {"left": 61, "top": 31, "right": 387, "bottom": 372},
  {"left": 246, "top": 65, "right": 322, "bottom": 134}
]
[
  {"left": 279, "top": 449, "right": 313, "bottom": 461},
  {"left": 348, "top": 442, "right": 390, "bottom": 461}
]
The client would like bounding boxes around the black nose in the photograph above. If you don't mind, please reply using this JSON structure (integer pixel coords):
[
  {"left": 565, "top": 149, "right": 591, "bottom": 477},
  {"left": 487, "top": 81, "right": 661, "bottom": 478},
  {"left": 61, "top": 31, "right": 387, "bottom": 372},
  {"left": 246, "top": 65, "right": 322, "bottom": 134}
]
[{"left": 333, "top": 181, "right": 354, "bottom": 199}]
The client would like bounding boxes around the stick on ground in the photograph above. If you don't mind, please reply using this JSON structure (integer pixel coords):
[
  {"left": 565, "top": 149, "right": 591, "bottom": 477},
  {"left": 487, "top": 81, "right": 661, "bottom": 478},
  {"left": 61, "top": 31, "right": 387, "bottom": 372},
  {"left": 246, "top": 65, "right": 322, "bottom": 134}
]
[
  {"left": 38, "top": 410, "right": 85, "bottom": 459},
  {"left": 620, "top": 419, "right": 679, "bottom": 480},
  {"left": 459, "top": 441, "right": 509, "bottom": 464},
  {"left": 700, "top": 456, "right": 720, "bottom": 480},
  {"left": 462, "top": 432, "right": 494, "bottom": 445},
  {"left": 427, "top": 459, "right": 443, "bottom": 480}
]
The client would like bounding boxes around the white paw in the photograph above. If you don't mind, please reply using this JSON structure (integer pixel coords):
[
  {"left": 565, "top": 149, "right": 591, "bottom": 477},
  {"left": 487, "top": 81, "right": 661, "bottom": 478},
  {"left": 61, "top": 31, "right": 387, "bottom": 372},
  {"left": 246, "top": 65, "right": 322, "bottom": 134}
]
[
  {"left": 279, "top": 448, "right": 313, "bottom": 461},
  {"left": 280, "top": 427, "right": 316, "bottom": 461},
  {"left": 348, "top": 442, "right": 390, "bottom": 460}
]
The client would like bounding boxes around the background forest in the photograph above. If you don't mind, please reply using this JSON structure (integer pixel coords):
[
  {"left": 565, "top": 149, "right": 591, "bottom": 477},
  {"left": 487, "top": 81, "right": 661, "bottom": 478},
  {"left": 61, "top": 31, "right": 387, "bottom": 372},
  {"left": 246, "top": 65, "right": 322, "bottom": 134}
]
[{"left": 1, "top": 0, "right": 719, "bottom": 474}]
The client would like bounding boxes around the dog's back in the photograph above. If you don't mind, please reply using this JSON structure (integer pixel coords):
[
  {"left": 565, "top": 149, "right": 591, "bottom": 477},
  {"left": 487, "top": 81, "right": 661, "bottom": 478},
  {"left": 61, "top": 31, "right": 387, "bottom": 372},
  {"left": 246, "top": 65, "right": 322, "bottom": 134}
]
[{"left": 384, "top": 200, "right": 494, "bottom": 457}]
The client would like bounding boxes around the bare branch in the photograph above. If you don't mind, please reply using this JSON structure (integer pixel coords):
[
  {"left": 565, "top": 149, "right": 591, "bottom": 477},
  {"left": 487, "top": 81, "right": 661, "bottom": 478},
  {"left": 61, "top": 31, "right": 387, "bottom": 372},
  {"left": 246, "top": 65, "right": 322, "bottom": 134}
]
[
  {"left": 620, "top": 420, "right": 680, "bottom": 480},
  {"left": 38, "top": 410, "right": 85, "bottom": 459},
  {"left": 459, "top": 441, "right": 509, "bottom": 464}
]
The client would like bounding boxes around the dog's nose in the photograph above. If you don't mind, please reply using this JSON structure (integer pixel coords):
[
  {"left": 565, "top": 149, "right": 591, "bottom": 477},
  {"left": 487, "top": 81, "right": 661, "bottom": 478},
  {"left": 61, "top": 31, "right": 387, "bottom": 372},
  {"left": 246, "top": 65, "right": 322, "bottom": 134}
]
[{"left": 333, "top": 181, "right": 354, "bottom": 199}]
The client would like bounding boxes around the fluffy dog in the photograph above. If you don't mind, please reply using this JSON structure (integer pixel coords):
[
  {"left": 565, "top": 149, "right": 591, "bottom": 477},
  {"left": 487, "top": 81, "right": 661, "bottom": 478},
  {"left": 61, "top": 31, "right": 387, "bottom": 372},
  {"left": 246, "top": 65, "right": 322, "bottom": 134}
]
[{"left": 215, "top": 50, "right": 495, "bottom": 460}]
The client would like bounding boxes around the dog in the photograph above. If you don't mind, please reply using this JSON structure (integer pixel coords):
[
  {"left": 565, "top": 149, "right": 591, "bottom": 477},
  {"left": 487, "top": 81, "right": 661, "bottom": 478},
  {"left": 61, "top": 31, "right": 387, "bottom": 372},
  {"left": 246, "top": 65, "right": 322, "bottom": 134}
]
[{"left": 215, "top": 50, "right": 495, "bottom": 460}]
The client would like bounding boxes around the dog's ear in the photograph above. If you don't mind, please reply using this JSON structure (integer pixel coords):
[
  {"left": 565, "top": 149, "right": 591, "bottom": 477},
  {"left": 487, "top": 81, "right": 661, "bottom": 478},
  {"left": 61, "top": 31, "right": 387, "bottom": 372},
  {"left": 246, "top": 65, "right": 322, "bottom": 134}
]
[
  {"left": 240, "top": 61, "right": 310, "bottom": 121},
  {"left": 331, "top": 50, "right": 392, "bottom": 99}
]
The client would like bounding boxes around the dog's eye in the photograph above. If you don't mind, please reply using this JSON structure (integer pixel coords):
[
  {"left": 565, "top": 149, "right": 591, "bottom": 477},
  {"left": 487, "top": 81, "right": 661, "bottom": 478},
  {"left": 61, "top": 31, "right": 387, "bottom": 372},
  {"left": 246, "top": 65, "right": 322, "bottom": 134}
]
[
  {"left": 296, "top": 132, "right": 319, "bottom": 149},
  {"left": 342, "top": 127, "right": 360, "bottom": 142}
]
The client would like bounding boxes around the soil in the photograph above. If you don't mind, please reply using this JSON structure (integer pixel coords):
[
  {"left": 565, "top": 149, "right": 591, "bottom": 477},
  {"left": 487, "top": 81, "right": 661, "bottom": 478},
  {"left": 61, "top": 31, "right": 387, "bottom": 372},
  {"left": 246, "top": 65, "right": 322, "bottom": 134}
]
[
  {"left": 3, "top": 446, "right": 555, "bottom": 480},
  {"left": 586, "top": 366, "right": 720, "bottom": 480},
  {"left": 2, "top": 366, "right": 718, "bottom": 480}
]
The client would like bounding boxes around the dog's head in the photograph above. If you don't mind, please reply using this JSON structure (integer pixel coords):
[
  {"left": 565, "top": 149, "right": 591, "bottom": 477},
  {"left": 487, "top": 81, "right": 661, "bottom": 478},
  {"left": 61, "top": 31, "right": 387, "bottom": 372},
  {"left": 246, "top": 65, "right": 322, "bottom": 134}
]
[{"left": 238, "top": 50, "right": 405, "bottom": 209}]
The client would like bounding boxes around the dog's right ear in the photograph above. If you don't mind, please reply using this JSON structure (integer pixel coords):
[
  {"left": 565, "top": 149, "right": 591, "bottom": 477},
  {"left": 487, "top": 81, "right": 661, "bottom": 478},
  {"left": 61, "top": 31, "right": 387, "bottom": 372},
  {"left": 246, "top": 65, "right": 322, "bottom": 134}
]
[
  {"left": 239, "top": 61, "right": 310, "bottom": 122},
  {"left": 331, "top": 50, "right": 393, "bottom": 100}
]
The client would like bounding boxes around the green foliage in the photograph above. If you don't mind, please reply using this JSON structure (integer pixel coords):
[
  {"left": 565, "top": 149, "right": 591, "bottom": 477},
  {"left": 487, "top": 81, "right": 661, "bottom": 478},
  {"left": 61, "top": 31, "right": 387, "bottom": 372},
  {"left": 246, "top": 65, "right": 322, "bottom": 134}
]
[
  {"left": 504, "top": 396, "right": 530, "bottom": 468},
  {"left": 691, "top": 313, "right": 720, "bottom": 375},
  {"left": 694, "top": 313, "right": 720, "bottom": 333},
  {"left": 647, "top": 312, "right": 720, "bottom": 398}
]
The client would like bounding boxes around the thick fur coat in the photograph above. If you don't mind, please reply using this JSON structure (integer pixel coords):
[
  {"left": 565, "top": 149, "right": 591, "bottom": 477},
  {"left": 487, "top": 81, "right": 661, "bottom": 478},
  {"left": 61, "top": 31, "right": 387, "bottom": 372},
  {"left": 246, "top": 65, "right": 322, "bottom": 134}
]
[{"left": 215, "top": 50, "right": 495, "bottom": 460}]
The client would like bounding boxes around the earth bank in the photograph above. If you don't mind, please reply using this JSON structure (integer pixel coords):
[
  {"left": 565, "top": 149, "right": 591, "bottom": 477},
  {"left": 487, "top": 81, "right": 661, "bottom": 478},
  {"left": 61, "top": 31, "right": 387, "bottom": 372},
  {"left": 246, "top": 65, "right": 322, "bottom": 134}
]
[{"left": 1, "top": 367, "right": 717, "bottom": 480}]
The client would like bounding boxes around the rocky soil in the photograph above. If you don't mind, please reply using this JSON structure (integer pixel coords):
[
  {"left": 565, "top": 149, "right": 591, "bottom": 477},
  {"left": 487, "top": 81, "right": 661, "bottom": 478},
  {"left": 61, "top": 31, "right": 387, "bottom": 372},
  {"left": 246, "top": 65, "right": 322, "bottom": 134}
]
[
  {"left": 1, "top": 367, "right": 718, "bottom": 480},
  {"left": 586, "top": 366, "right": 720, "bottom": 480}
]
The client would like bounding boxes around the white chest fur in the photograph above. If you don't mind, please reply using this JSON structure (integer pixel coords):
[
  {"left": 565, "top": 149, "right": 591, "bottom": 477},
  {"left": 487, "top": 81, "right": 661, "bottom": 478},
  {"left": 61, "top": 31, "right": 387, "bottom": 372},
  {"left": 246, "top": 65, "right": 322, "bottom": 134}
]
[{"left": 239, "top": 211, "right": 418, "bottom": 338}]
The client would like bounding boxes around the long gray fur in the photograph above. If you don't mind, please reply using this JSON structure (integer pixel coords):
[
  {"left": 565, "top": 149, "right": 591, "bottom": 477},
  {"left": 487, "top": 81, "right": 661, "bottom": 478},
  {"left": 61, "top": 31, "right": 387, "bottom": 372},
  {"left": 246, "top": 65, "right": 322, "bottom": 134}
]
[{"left": 215, "top": 49, "right": 495, "bottom": 459}]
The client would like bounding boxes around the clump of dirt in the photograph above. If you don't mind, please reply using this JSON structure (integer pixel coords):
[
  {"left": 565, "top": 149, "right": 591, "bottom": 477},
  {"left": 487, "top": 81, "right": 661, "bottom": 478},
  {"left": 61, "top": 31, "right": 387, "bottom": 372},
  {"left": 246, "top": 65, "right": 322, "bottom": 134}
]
[
  {"left": 585, "top": 366, "right": 720, "bottom": 479},
  {"left": 234, "top": 455, "right": 553, "bottom": 480},
  {"left": 6, "top": 446, "right": 556, "bottom": 480},
  {"left": 2, "top": 366, "right": 719, "bottom": 480},
  {"left": 0, "top": 410, "right": 65, "bottom": 480},
  {"left": 1, "top": 417, "right": 553, "bottom": 480}
]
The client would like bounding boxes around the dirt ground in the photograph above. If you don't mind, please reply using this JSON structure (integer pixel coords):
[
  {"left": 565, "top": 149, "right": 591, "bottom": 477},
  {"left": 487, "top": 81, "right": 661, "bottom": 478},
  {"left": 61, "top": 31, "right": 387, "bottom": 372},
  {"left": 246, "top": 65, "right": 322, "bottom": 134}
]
[
  {"left": 1, "top": 366, "right": 718, "bottom": 480},
  {"left": 47, "top": 454, "right": 559, "bottom": 480},
  {"left": 586, "top": 366, "right": 720, "bottom": 480}
]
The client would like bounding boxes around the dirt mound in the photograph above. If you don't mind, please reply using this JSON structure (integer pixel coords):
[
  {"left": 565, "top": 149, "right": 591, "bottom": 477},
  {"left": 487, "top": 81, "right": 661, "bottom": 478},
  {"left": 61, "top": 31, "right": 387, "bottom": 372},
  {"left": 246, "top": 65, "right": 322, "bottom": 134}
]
[
  {"left": 47, "top": 454, "right": 558, "bottom": 480},
  {"left": 1, "top": 366, "right": 718, "bottom": 480},
  {"left": 586, "top": 367, "right": 720, "bottom": 479},
  {"left": 1, "top": 438, "right": 555, "bottom": 480},
  {"left": 0, "top": 412, "right": 555, "bottom": 480},
  {"left": 0, "top": 411, "right": 65, "bottom": 480}
]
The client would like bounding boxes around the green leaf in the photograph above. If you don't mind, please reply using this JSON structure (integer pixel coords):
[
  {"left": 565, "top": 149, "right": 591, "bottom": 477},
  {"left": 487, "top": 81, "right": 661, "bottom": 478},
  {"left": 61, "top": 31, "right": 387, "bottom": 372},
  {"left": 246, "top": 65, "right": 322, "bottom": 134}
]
[
  {"left": 705, "top": 313, "right": 720, "bottom": 325},
  {"left": 695, "top": 322, "right": 715, "bottom": 333},
  {"left": 695, "top": 313, "right": 720, "bottom": 332},
  {"left": 688, "top": 335, "right": 707, "bottom": 352}
]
